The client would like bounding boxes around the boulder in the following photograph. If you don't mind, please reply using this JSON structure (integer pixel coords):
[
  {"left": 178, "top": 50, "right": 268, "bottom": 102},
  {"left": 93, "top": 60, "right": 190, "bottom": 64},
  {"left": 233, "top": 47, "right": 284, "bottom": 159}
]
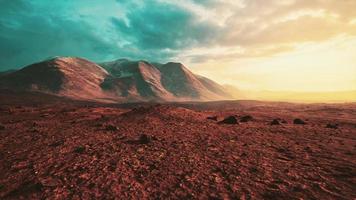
[
  {"left": 219, "top": 116, "right": 238, "bottom": 124},
  {"left": 270, "top": 119, "right": 281, "bottom": 125},
  {"left": 293, "top": 118, "right": 306, "bottom": 125},
  {"left": 240, "top": 115, "right": 253, "bottom": 122}
]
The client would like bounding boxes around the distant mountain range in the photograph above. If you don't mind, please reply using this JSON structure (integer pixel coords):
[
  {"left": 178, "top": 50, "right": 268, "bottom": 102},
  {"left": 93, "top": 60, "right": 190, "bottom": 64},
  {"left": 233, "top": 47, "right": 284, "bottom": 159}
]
[{"left": 0, "top": 57, "right": 232, "bottom": 102}]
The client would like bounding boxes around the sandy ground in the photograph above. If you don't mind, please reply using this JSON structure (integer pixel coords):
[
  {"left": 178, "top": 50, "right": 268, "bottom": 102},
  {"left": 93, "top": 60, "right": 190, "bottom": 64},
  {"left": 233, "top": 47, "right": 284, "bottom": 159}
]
[{"left": 0, "top": 95, "right": 355, "bottom": 199}]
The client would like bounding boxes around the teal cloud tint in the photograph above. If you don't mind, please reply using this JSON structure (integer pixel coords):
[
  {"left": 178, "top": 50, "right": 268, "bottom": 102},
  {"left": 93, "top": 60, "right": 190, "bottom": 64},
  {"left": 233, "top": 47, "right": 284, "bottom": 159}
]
[
  {"left": 0, "top": 0, "right": 117, "bottom": 69},
  {"left": 0, "top": 0, "right": 218, "bottom": 70},
  {"left": 111, "top": 1, "right": 217, "bottom": 50}
]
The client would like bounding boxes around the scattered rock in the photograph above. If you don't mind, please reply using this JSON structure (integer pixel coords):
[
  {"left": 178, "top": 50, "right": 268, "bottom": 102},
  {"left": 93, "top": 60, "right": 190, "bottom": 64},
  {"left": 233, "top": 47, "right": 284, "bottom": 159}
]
[
  {"left": 326, "top": 123, "right": 338, "bottom": 129},
  {"left": 249, "top": 167, "right": 258, "bottom": 173},
  {"left": 11, "top": 161, "right": 30, "bottom": 171},
  {"left": 49, "top": 140, "right": 64, "bottom": 147},
  {"left": 240, "top": 115, "right": 253, "bottom": 122},
  {"left": 125, "top": 134, "right": 152, "bottom": 145},
  {"left": 270, "top": 119, "right": 281, "bottom": 125},
  {"left": 74, "top": 146, "right": 86, "bottom": 153},
  {"left": 293, "top": 118, "right": 306, "bottom": 125},
  {"left": 207, "top": 116, "right": 218, "bottom": 121},
  {"left": 39, "top": 177, "right": 61, "bottom": 187},
  {"left": 40, "top": 113, "right": 50, "bottom": 118},
  {"left": 304, "top": 146, "right": 312, "bottom": 152},
  {"left": 100, "top": 115, "right": 110, "bottom": 120},
  {"left": 139, "top": 134, "right": 151, "bottom": 144},
  {"left": 94, "top": 123, "right": 103, "bottom": 127},
  {"left": 30, "top": 128, "right": 39, "bottom": 133},
  {"left": 218, "top": 116, "right": 238, "bottom": 124},
  {"left": 105, "top": 124, "right": 118, "bottom": 131}
]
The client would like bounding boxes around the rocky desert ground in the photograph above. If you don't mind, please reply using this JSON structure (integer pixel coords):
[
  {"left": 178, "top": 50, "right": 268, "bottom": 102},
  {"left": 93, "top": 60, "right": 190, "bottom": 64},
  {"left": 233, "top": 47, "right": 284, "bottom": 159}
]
[{"left": 0, "top": 91, "right": 355, "bottom": 199}]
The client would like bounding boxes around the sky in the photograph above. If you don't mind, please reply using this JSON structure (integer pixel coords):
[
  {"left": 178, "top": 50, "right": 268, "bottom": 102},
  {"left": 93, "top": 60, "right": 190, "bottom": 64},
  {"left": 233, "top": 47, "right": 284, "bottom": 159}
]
[{"left": 0, "top": 0, "right": 355, "bottom": 97}]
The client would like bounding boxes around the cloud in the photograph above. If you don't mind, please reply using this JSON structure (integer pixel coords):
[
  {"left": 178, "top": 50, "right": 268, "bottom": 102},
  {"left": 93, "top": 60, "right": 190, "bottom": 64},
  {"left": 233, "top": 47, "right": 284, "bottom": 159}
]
[
  {"left": 178, "top": 0, "right": 356, "bottom": 63},
  {"left": 0, "top": 0, "right": 355, "bottom": 70},
  {"left": 221, "top": 0, "right": 356, "bottom": 45},
  {"left": 179, "top": 45, "right": 295, "bottom": 64}
]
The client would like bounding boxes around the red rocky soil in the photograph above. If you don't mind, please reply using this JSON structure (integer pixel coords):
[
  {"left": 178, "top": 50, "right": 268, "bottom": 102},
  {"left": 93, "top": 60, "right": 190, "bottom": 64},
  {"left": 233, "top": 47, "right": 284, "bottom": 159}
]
[{"left": 0, "top": 95, "right": 355, "bottom": 199}]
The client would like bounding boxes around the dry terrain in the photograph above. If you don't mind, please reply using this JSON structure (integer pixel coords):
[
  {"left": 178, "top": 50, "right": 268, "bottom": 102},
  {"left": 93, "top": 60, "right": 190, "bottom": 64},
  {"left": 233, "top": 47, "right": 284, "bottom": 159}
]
[{"left": 0, "top": 92, "right": 355, "bottom": 199}]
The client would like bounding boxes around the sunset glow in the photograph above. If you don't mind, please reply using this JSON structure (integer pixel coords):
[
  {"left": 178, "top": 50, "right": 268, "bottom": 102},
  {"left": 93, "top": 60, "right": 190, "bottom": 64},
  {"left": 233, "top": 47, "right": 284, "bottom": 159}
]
[{"left": 190, "top": 35, "right": 356, "bottom": 92}]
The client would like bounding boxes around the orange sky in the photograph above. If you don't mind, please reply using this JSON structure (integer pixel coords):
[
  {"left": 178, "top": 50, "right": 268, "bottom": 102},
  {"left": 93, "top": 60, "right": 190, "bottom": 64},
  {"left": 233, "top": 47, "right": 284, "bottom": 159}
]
[{"left": 172, "top": 0, "right": 356, "bottom": 101}]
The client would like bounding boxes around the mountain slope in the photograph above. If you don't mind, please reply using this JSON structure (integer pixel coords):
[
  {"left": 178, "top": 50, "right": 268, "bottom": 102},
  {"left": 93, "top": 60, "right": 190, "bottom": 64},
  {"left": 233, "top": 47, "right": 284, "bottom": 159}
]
[
  {"left": 0, "top": 57, "right": 112, "bottom": 101},
  {"left": 101, "top": 61, "right": 174, "bottom": 101},
  {"left": 100, "top": 59, "right": 232, "bottom": 101}
]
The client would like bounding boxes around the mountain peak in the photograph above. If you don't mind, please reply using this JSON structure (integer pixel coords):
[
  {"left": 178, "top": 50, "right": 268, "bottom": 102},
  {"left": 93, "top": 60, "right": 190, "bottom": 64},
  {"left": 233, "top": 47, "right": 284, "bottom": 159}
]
[
  {"left": 114, "top": 58, "right": 130, "bottom": 62},
  {"left": 165, "top": 62, "right": 183, "bottom": 65},
  {"left": 43, "top": 56, "right": 81, "bottom": 62},
  {"left": 162, "top": 62, "right": 185, "bottom": 69}
]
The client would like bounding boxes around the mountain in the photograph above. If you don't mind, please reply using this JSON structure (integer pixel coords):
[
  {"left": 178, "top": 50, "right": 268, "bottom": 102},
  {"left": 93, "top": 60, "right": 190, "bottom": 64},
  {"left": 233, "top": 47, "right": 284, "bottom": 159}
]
[
  {"left": 0, "top": 69, "right": 17, "bottom": 77},
  {"left": 0, "top": 57, "right": 232, "bottom": 102},
  {"left": 0, "top": 57, "right": 113, "bottom": 101}
]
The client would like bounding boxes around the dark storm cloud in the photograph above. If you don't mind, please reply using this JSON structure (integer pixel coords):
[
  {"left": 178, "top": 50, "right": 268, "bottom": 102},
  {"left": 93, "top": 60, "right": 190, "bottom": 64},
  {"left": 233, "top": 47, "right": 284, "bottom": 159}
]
[{"left": 111, "top": 1, "right": 218, "bottom": 51}]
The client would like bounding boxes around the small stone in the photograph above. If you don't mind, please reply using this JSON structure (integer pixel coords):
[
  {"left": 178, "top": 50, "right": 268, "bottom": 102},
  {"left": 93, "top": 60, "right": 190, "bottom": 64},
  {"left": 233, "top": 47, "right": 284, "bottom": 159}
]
[
  {"left": 249, "top": 167, "right": 258, "bottom": 173},
  {"left": 74, "top": 146, "right": 85, "bottom": 153},
  {"left": 326, "top": 123, "right": 338, "bottom": 129},
  {"left": 11, "top": 161, "right": 30, "bottom": 170},
  {"left": 105, "top": 124, "right": 118, "bottom": 131},
  {"left": 40, "top": 177, "right": 60, "bottom": 187},
  {"left": 139, "top": 134, "right": 150, "bottom": 144},
  {"left": 49, "top": 140, "right": 64, "bottom": 147},
  {"left": 207, "top": 116, "right": 218, "bottom": 121}
]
